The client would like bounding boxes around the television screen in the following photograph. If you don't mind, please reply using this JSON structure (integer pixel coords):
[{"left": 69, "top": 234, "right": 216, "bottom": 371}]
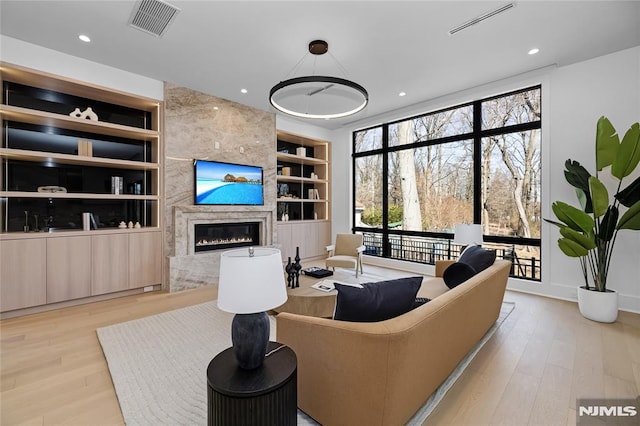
[{"left": 194, "top": 159, "right": 264, "bottom": 205}]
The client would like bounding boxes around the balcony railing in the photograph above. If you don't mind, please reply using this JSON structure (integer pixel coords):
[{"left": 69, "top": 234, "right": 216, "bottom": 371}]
[{"left": 360, "top": 232, "right": 540, "bottom": 281}]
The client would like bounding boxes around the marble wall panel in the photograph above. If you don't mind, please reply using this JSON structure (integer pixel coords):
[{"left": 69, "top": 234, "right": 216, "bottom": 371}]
[{"left": 163, "top": 83, "right": 277, "bottom": 291}]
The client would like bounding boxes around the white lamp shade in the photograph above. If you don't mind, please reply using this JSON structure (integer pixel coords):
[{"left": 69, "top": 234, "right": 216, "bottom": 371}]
[
  {"left": 217, "top": 247, "right": 287, "bottom": 314},
  {"left": 453, "top": 224, "right": 483, "bottom": 246}
]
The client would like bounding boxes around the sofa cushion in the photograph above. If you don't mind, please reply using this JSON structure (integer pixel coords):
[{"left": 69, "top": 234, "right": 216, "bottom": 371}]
[
  {"left": 458, "top": 245, "right": 496, "bottom": 273},
  {"left": 333, "top": 276, "right": 422, "bottom": 322},
  {"left": 442, "top": 262, "right": 477, "bottom": 288}
]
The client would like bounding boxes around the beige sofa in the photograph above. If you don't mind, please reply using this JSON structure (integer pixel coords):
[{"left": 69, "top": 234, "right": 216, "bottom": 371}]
[{"left": 276, "top": 259, "right": 511, "bottom": 425}]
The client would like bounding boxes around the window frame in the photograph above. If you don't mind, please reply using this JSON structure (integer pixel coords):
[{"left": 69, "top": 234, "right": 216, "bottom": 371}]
[{"left": 352, "top": 85, "right": 542, "bottom": 280}]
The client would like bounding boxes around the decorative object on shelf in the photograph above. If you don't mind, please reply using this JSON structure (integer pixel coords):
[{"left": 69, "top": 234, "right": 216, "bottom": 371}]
[
  {"left": 69, "top": 108, "right": 82, "bottom": 118},
  {"left": 453, "top": 223, "right": 483, "bottom": 256},
  {"left": 310, "top": 172, "right": 317, "bottom": 180},
  {"left": 80, "top": 107, "right": 99, "bottom": 121},
  {"left": 217, "top": 247, "right": 287, "bottom": 369},
  {"left": 37, "top": 185, "right": 67, "bottom": 193},
  {"left": 293, "top": 246, "right": 302, "bottom": 288},
  {"left": 23, "top": 210, "right": 29, "bottom": 233},
  {"left": 269, "top": 39, "right": 369, "bottom": 119},
  {"left": 111, "top": 176, "right": 123, "bottom": 195},
  {"left": 134, "top": 222, "right": 141, "bottom": 229},
  {"left": 77, "top": 139, "right": 93, "bottom": 156},
  {"left": 82, "top": 212, "right": 91, "bottom": 231},
  {"left": 281, "top": 167, "right": 291, "bottom": 176},
  {"left": 296, "top": 147, "right": 306, "bottom": 157},
  {"left": 314, "top": 212, "right": 318, "bottom": 220},
  {"left": 546, "top": 116, "right": 640, "bottom": 323},
  {"left": 119, "top": 221, "right": 127, "bottom": 229},
  {"left": 285, "top": 257, "right": 295, "bottom": 288},
  {"left": 284, "top": 213, "right": 289, "bottom": 221},
  {"left": 128, "top": 221, "right": 134, "bottom": 229}
]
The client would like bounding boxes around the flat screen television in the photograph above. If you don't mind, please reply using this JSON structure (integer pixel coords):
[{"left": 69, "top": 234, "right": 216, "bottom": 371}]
[{"left": 194, "top": 159, "right": 264, "bottom": 205}]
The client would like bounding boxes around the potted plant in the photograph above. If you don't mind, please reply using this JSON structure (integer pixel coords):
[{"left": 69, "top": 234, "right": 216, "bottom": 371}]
[{"left": 547, "top": 116, "right": 640, "bottom": 322}]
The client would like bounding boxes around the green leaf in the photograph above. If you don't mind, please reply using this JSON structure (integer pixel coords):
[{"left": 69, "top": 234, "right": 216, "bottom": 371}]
[
  {"left": 615, "top": 175, "right": 640, "bottom": 207},
  {"left": 558, "top": 238, "right": 589, "bottom": 257},
  {"left": 588, "top": 176, "right": 609, "bottom": 218},
  {"left": 596, "top": 116, "right": 619, "bottom": 171},
  {"left": 551, "top": 201, "right": 595, "bottom": 233},
  {"left": 559, "top": 227, "right": 596, "bottom": 250},
  {"left": 617, "top": 200, "right": 640, "bottom": 230},
  {"left": 611, "top": 122, "right": 640, "bottom": 179},
  {"left": 599, "top": 206, "right": 619, "bottom": 241},
  {"left": 564, "top": 160, "right": 593, "bottom": 213}
]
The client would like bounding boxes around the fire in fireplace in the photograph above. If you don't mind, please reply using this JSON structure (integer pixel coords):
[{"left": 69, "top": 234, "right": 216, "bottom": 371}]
[{"left": 194, "top": 222, "right": 260, "bottom": 252}]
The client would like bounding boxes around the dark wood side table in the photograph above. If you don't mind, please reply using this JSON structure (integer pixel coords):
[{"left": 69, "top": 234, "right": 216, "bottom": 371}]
[{"left": 207, "top": 341, "right": 297, "bottom": 426}]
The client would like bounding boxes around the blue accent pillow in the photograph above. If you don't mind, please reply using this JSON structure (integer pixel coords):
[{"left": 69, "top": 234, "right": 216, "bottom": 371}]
[
  {"left": 442, "top": 262, "right": 477, "bottom": 288},
  {"left": 333, "top": 276, "right": 422, "bottom": 322}
]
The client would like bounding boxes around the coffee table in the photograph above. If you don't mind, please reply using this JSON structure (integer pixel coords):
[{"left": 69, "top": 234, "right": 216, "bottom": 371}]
[{"left": 273, "top": 269, "right": 361, "bottom": 318}]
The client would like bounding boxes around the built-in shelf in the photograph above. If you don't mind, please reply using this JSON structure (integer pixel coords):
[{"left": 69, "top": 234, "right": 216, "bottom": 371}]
[{"left": 0, "top": 148, "right": 159, "bottom": 170}]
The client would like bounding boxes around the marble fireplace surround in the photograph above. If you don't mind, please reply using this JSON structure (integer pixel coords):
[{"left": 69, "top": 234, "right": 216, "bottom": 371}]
[{"left": 168, "top": 206, "right": 275, "bottom": 292}]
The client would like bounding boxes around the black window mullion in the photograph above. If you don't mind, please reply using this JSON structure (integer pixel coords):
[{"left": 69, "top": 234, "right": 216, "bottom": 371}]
[
  {"left": 382, "top": 123, "right": 390, "bottom": 257},
  {"left": 473, "top": 101, "right": 482, "bottom": 224}
]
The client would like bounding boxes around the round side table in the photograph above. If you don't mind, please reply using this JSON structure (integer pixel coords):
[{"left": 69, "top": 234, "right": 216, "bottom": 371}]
[{"left": 207, "top": 341, "right": 297, "bottom": 426}]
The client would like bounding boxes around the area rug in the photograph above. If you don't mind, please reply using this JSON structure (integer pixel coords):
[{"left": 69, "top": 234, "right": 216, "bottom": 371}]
[{"left": 97, "top": 300, "right": 514, "bottom": 425}]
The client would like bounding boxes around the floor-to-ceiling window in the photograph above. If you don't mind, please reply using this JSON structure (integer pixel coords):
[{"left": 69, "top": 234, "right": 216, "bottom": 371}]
[{"left": 353, "top": 86, "right": 541, "bottom": 280}]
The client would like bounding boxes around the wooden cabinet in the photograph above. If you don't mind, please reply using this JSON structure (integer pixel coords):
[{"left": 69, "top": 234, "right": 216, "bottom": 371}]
[
  {"left": 276, "top": 131, "right": 331, "bottom": 261},
  {"left": 129, "top": 231, "right": 162, "bottom": 288},
  {"left": 0, "top": 239, "right": 46, "bottom": 311},
  {"left": 91, "top": 233, "right": 129, "bottom": 296},
  {"left": 278, "top": 221, "right": 331, "bottom": 261},
  {"left": 46, "top": 235, "right": 91, "bottom": 303}
]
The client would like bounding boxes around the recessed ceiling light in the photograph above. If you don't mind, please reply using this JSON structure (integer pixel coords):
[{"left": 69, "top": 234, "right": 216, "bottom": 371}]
[
  {"left": 528, "top": 48, "right": 540, "bottom": 55},
  {"left": 241, "top": 89, "right": 248, "bottom": 94},
  {"left": 399, "top": 92, "right": 406, "bottom": 97},
  {"left": 79, "top": 34, "right": 91, "bottom": 43}
]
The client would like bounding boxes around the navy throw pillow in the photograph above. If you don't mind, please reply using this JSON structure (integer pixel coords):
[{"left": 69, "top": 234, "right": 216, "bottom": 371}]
[
  {"left": 458, "top": 245, "right": 496, "bottom": 273},
  {"left": 333, "top": 276, "right": 422, "bottom": 322},
  {"left": 442, "top": 262, "right": 477, "bottom": 288}
]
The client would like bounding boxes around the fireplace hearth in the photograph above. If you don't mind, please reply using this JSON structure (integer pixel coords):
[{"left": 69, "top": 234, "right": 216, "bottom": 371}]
[{"left": 194, "top": 222, "right": 260, "bottom": 252}]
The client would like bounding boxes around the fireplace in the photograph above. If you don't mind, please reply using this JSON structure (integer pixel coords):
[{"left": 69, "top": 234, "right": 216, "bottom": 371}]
[{"left": 194, "top": 222, "right": 260, "bottom": 253}]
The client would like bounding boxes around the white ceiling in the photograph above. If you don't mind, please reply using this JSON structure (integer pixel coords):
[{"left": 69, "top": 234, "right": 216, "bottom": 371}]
[{"left": 1, "top": 1, "right": 639, "bottom": 130}]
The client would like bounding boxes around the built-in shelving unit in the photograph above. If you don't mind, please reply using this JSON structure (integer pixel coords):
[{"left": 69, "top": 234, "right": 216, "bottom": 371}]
[
  {"left": 276, "top": 131, "right": 331, "bottom": 260},
  {"left": 0, "top": 62, "right": 163, "bottom": 315}
]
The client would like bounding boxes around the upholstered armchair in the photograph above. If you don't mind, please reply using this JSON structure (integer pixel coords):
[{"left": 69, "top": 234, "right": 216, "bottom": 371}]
[{"left": 325, "top": 233, "right": 365, "bottom": 277}]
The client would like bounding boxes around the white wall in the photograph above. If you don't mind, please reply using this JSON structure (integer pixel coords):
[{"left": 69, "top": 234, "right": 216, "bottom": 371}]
[
  {"left": 334, "top": 46, "right": 640, "bottom": 312},
  {"left": 0, "top": 36, "right": 163, "bottom": 100}
]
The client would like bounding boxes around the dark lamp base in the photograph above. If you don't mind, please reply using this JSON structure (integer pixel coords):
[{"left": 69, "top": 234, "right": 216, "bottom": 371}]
[{"left": 231, "top": 312, "right": 269, "bottom": 370}]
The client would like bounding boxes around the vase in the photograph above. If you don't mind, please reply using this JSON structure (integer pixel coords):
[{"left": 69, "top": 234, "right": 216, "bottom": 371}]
[
  {"left": 80, "top": 107, "right": 99, "bottom": 121},
  {"left": 577, "top": 286, "right": 618, "bottom": 323}
]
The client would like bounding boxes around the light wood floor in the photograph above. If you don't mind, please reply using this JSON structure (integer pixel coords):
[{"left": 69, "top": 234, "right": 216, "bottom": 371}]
[{"left": 1, "top": 266, "right": 638, "bottom": 426}]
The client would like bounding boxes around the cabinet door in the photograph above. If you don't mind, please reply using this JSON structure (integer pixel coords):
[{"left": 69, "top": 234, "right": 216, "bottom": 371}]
[
  {"left": 277, "top": 223, "right": 293, "bottom": 261},
  {"left": 315, "top": 221, "right": 332, "bottom": 258},
  {"left": 91, "top": 234, "right": 129, "bottom": 296},
  {"left": 129, "top": 231, "right": 162, "bottom": 289},
  {"left": 47, "top": 236, "right": 92, "bottom": 303},
  {"left": 0, "top": 239, "right": 46, "bottom": 311}
]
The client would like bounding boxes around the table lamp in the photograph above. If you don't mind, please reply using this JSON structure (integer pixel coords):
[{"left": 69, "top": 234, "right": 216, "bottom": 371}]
[
  {"left": 217, "top": 247, "right": 287, "bottom": 370},
  {"left": 453, "top": 224, "right": 483, "bottom": 255}
]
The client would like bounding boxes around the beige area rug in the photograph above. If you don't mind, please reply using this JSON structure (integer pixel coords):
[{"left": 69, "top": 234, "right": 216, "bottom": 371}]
[{"left": 97, "top": 300, "right": 514, "bottom": 425}]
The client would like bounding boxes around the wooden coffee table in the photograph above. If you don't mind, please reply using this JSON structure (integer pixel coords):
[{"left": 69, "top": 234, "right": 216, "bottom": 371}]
[{"left": 273, "top": 270, "right": 361, "bottom": 318}]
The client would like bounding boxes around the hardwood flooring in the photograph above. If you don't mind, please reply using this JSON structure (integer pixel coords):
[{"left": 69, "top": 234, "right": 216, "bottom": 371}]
[{"left": 1, "top": 265, "right": 638, "bottom": 425}]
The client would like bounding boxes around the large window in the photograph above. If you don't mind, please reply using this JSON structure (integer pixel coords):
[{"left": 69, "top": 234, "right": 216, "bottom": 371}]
[{"left": 353, "top": 86, "right": 541, "bottom": 280}]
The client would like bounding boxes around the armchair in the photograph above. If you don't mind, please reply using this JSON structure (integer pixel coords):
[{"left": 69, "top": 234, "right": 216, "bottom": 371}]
[{"left": 325, "top": 233, "right": 365, "bottom": 277}]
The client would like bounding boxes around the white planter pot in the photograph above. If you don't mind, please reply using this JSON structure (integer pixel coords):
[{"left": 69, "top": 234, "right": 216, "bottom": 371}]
[{"left": 577, "top": 286, "right": 618, "bottom": 323}]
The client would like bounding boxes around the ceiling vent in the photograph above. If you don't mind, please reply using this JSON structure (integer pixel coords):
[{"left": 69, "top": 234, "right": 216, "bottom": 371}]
[
  {"left": 128, "top": 0, "right": 181, "bottom": 37},
  {"left": 449, "top": 2, "right": 515, "bottom": 35}
]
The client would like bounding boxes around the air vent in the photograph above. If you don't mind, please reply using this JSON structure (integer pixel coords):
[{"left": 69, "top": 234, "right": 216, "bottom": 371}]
[
  {"left": 449, "top": 2, "right": 515, "bottom": 35},
  {"left": 128, "top": 0, "right": 180, "bottom": 37}
]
